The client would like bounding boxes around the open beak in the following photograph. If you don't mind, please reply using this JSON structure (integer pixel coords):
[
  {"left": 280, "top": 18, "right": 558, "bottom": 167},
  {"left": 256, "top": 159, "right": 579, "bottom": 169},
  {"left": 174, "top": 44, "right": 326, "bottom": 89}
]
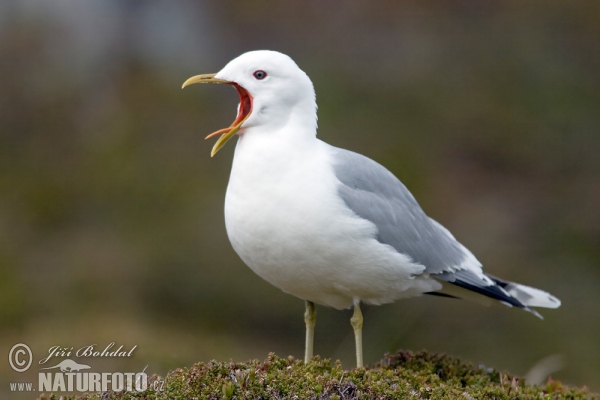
[{"left": 182, "top": 73, "right": 253, "bottom": 157}]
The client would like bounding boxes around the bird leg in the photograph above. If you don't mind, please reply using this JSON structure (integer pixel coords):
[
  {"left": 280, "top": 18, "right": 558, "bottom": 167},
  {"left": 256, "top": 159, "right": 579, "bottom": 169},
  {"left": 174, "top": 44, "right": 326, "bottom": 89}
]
[
  {"left": 304, "top": 300, "right": 316, "bottom": 363},
  {"left": 350, "top": 300, "right": 364, "bottom": 368}
]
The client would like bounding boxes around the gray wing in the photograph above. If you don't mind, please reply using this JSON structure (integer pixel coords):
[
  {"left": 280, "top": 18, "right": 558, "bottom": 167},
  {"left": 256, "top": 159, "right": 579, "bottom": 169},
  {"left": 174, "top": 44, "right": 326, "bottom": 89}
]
[
  {"left": 330, "top": 146, "right": 552, "bottom": 314},
  {"left": 331, "top": 146, "right": 468, "bottom": 274}
]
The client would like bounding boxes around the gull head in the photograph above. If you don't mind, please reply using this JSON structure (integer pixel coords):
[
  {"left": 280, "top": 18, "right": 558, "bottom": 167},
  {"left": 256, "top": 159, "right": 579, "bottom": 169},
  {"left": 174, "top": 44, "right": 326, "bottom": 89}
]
[{"left": 183, "top": 50, "right": 317, "bottom": 156}]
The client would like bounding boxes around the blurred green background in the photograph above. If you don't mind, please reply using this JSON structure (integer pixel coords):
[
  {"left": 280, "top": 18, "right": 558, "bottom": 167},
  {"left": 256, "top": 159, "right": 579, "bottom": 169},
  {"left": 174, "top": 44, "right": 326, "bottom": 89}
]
[{"left": 1, "top": 1, "right": 599, "bottom": 396}]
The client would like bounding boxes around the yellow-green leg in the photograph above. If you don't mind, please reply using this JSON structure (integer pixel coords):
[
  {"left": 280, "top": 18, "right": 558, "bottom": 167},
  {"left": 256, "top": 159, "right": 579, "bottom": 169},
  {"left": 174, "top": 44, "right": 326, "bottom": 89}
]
[
  {"left": 350, "top": 300, "right": 363, "bottom": 368},
  {"left": 304, "top": 300, "right": 316, "bottom": 363}
]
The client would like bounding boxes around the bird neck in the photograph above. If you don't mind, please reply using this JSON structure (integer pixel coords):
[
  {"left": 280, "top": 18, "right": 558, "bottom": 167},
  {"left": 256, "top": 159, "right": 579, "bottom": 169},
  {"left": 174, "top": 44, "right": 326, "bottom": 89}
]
[
  {"left": 247, "top": 85, "right": 318, "bottom": 140},
  {"left": 241, "top": 101, "right": 318, "bottom": 148},
  {"left": 286, "top": 103, "right": 318, "bottom": 138},
  {"left": 235, "top": 109, "right": 319, "bottom": 167}
]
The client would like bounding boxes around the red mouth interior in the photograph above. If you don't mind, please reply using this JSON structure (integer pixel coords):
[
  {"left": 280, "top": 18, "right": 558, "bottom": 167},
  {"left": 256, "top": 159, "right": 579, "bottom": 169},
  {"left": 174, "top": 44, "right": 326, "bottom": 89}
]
[
  {"left": 232, "top": 83, "right": 253, "bottom": 126},
  {"left": 205, "top": 83, "right": 253, "bottom": 140}
]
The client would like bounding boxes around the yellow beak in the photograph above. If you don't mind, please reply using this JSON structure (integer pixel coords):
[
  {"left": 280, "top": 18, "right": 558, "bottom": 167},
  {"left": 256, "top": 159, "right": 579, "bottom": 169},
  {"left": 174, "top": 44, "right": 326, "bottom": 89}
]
[
  {"left": 182, "top": 73, "right": 253, "bottom": 157},
  {"left": 181, "top": 73, "right": 230, "bottom": 88}
]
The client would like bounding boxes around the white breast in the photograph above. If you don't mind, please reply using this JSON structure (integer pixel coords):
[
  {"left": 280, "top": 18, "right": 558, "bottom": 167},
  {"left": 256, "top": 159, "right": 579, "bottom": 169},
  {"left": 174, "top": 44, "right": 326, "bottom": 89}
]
[{"left": 224, "top": 131, "right": 438, "bottom": 309}]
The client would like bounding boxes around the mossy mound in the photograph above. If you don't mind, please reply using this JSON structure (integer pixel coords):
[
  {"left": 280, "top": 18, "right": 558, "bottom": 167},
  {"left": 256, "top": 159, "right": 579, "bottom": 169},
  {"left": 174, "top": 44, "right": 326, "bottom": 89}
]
[{"left": 42, "top": 351, "right": 595, "bottom": 399}]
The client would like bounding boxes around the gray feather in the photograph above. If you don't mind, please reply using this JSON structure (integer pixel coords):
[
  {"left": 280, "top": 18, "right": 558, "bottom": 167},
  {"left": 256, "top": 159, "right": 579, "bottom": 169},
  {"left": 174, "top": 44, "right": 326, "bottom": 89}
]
[
  {"left": 329, "top": 146, "right": 560, "bottom": 316},
  {"left": 331, "top": 147, "right": 467, "bottom": 274}
]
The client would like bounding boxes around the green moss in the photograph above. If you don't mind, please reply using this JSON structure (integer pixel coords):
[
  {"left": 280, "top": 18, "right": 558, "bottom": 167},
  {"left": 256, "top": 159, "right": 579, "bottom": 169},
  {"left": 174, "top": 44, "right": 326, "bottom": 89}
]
[{"left": 39, "top": 351, "right": 595, "bottom": 400}]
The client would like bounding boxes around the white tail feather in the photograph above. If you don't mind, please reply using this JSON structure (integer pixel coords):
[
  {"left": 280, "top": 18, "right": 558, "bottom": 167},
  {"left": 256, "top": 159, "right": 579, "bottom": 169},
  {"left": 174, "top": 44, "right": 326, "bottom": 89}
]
[{"left": 504, "top": 283, "right": 561, "bottom": 309}]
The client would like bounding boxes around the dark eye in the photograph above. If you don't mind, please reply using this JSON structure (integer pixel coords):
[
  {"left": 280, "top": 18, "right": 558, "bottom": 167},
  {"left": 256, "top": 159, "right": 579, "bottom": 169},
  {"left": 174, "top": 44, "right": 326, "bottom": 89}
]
[{"left": 253, "top": 70, "right": 267, "bottom": 80}]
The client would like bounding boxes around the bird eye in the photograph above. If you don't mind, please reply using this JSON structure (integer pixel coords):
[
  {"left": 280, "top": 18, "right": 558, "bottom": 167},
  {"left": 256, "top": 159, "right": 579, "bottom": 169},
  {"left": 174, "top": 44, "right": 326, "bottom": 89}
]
[{"left": 253, "top": 70, "right": 267, "bottom": 80}]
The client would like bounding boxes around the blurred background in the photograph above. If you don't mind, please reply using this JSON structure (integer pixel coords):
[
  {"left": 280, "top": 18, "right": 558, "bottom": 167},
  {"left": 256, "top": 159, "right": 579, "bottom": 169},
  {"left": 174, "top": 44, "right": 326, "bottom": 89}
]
[{"left": 1, "top": 1, "right": 599, "bottom": 396}]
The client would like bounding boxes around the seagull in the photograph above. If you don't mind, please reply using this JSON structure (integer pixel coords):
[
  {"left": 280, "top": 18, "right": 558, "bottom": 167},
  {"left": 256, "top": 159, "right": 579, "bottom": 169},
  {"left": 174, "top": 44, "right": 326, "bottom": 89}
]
[{"left": 182, "top": 50, "right": 561, "bottom": 368}]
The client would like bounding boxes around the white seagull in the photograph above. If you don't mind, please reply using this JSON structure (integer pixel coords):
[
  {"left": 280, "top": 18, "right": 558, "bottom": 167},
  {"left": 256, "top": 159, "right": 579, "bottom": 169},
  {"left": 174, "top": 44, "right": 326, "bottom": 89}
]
[{"left": 182, "top": 50, "right": 561, "bottom": 368}]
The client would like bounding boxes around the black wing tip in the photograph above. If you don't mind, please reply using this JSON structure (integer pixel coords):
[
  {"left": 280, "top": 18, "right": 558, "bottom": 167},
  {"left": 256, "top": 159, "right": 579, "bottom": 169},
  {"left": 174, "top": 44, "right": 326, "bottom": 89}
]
[{"left": 447, "top": 279, "right": 525, "bottom": 308}]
